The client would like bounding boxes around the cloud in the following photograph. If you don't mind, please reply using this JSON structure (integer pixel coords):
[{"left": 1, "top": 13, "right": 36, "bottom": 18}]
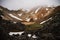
[{"left": 0, "top": 0, "right": 60, "bottom": 10}]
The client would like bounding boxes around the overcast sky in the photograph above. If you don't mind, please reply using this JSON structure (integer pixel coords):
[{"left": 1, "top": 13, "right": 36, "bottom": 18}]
[{"left": 0, "top": 0, "right": 60, "bottom": 10}]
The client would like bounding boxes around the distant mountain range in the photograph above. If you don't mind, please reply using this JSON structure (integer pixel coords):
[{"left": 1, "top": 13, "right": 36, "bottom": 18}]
[{"left": 0, "top": 6, "right": 59, "bottom": 25}]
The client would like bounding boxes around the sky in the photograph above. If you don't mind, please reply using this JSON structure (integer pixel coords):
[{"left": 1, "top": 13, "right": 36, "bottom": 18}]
[{"left": 0, "top": 0, "right": 60, "bottom": 10}]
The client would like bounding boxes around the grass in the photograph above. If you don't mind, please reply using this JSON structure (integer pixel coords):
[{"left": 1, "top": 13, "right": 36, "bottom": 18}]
[{"left": 25, "top": 23, "right": 43, "bottom": 31}]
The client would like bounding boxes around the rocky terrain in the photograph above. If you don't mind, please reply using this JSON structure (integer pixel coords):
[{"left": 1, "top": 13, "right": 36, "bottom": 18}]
[
  {"left": 0, "top": 6, "right": 60, "bottom": 40},
  {"left": 0, "top": 6, "right": 55, "bottom": 25}
]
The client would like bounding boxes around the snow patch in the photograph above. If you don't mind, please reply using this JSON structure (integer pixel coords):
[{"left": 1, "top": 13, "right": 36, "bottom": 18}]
[
  {"left": 9, "top": 31, "right": 24, "bottom": 35},
  {"left": 32, "top": 35, "right": 37, "bottom": 38},
  {"left": 35, "top": 7, "right": 40, "bottom": 13},
  {"left": 8, "top": 14, "right": 22, "bottom": 21},
  {"left": 18, "top": 13, "right": 22, "bottom": 16},
  {"left": 28, "top": 34, "right": 32, "bottom": 37}
]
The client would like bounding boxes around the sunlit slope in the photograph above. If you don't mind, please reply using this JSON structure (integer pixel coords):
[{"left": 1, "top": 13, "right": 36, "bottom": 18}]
[{"left": 0, "top": 6, "right": 55, "bottom": 25}]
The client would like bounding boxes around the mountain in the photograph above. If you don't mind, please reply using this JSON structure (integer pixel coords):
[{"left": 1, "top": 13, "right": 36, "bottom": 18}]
[{"left": 0, "top": 6, "right": 58, "bottom": 25}]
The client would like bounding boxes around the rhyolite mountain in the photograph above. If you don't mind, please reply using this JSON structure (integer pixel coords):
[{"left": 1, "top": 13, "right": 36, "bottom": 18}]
[{"left": 0, "top": 6, "right": 57, "bottom": 25}]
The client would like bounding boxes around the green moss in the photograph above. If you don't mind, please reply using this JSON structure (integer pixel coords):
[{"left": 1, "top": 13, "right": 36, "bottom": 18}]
[{"left": 25, "top": 23, "right": 43, "bottom": 31}]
